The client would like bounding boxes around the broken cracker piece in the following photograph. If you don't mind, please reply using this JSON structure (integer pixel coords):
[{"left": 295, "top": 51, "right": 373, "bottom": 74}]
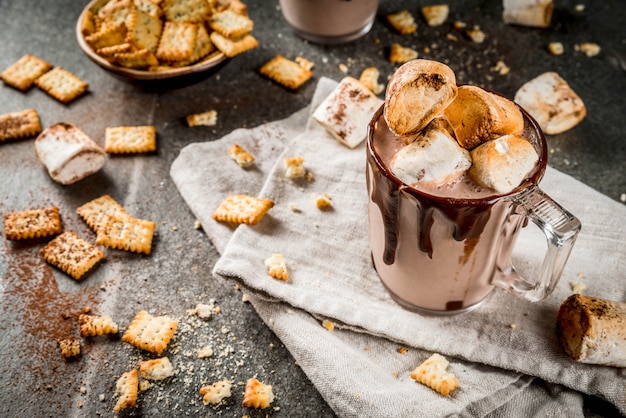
[
  {"left": 259, "top": 55, "right": 312, "bottom": 90},
  {"left": 284, "top": 156, "right": 306, "bottom": 179},
  {"left": 410, "top": 353, "right": 459, "bottom": 396},
  {"left": 200, "top": 379, "right": 232, "bottom": 405},
  {"left": 212, "top": 194, "right": 274, "bottom": 225},
  {"left": 228, "top": 143, "right": 255, "bottom": 168},
  {"left": 122, "top": 310, "right": 178, "bottom": 354},
  {"left": 139, "top": 356, "right": 175, "bottom": 380},
  {"left": 389, "top": 43, "right": 418, "bottom": 64},
  {"left": 264, "top": 253, "right": 288, "bottom": 281},
  {"left": 186, "top": 110, "right": 217, "bottom": 126},
  {"left": 242, "top": 378, "right": 274, "bottom": 409},
  {"left": 79, "top": 314, "right": 119, "bottom": 337},
  {"left": 4, "top": 206, "right": 62, "bottom": 241},
  {"left": 314, "top": 193, "right": 332, "bottom": 209},
  {"left": 421, "top": 4, "right": 449, "bottom": 26},
  {"left": 359, "top": 67, "right": 384, "bottom": 95},
  {"left": 40, "top": 231, "right": 105, "bottom": 280},
  {"left": 114, "top": 369, "right": 139, "bottom": 411},
  {"left": 387, "top": 10, "right": 417, "bottom": 34},
  {"left": 57, "top": 337, "right": 81, "bottom": 358}
]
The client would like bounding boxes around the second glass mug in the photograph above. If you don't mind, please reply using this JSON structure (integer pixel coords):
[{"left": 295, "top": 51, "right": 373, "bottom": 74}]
[{"left": 366, "top": 103, "right": 582, "bottom": 315}]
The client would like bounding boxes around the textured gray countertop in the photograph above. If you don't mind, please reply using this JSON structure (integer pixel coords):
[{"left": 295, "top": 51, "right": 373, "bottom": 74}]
[{"left": 0, "top": 0, "right": 624, "bottom": 417}]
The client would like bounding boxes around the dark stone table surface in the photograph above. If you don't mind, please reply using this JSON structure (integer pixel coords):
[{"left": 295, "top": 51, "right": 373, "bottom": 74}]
[{"left": 0, "top": 0, "right": 623, "bottom": 416}]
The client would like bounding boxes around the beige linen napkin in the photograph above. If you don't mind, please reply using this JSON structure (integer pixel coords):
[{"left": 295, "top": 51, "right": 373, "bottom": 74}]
[{"left": 171, "top": 77, "right": 625, "bottom": 416}]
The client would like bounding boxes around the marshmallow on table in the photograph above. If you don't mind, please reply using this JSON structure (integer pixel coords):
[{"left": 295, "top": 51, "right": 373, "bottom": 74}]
[
  {"left": 312, "top": 77, "right": 382, "bottom": 149},
  {"left": 389, "top": 118, "right": 472, "bottom": 188},
  {"left": 35, "top": 122, "right": 106, "bottom": 185},
  {"left": 514, "top": 71, "right": 587, "bottom": 135},
  {"left": 469, "top": 134, "right": 539, "bottom": 194}
]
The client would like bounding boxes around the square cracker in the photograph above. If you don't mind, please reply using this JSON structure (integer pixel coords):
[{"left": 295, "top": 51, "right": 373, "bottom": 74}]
[
  {"left": 259, "top": 55, "right": 313, "bottom": 90},
  {"left": 209, "top": 31, "right": 258, "bottom": 58},
  {"left": 0, "top": 109, "right": 42, "bottom": 142},
  {"left": 127, "top": 7, "right": 163, "bottom": 52},
  {"left": 162, "top": 0, "right": 211, "bottom": 23},
  {"left": 114, "top": 48, "right": 159, "bottom": 69},
  {"left": 34, "top": 67, "right": 89, "bottom": 104},
  {"left": 40, "top": 231, "right": 105, "bottom": 280},
  {"left": 95, "top": 213, "right": 156, "bottom": 255},
  {"left": 77, "top": 194, "right": 128, "bottom": 232},
  {"left": 4, "top": 206, "right": 62, "bottom": 240},
  {"left": 209, "top": 9, "right": 253, "bottom": 38},
  {"left": 1, "top": 54, "right": 53, "bottom": 91},
  {"left": 177, "top": 24, "right": 215, "bottom": 66},
  {"left": 212, "top": 194, "right": 274, "bottom": 225},
  {"left": 105, "top": 125, "right": 157, "bottom": 154},
  {"left": 156, "top": 21, "right": 198, "bottom": 62},
  {"left": 122, "top": 310, "right": 178, "bottom": 354}
]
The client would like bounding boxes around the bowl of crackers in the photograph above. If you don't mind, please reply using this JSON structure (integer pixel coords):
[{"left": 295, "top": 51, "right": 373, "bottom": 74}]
[{"left": 76, "top": 0, "right": 258, "bottom": 84}]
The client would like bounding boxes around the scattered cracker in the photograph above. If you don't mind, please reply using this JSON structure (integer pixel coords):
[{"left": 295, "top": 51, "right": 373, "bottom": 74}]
[
  {"left": 421, "top": 4, "right": 449, "bottom": 26},
  {"left": 122, "top": 310, "right": 178, "bottom": 354},
  {"left": 387, "top": 10, "right": 417, "bottom": 34},
  {"left": 76, "top": 195, "right": 128, "bottom": 232},
  {"left": 314, "top": 193, "right": 332, "bottom": 209},
  {"left": 548, "top": 42, "right": 565, "bottom": 56},
  {"left": 40, "top": 231, "right": 105, "bottom": 280},
  {"left": 34, "top": 67, "right": 89, "bottom": 104},
  {"left": 162, "top": 0, "right": 211, "bottom": 23},
  {"left": 570, "top": 281, "right": 586, "bottom": 293},
  {"left": 95, "top": 214, "right": 156, "bottom": 255},
  {"left": 0, "top": 54, "right": 53, "bottom": 91},
  {"left": 242, "top": 378, "right": 274, "bottom": 409},
  {"left": 200, "top": 379, "right": 232, "bottom": 405},
  {"left": 113, "top": 369, "right": 139, "bottom": 412},
  {"left": 264, "top": 253, "right": 288, "bottom": 281},
  {"left": 198, "top": 345, "right": 213, "bottom": 358},
  {"left": 295, "top": 56, "right": 314, "bottom": 71},
  {"left": 186, "top": 109, "right": 217, "bottom": 126},
  {"left": 359, "top": 67, "right": 384, "bottom": 95},
  {"left": 3, "top": 206, "right": 62, "bottom": 241},
  {"left": 57, "top": 337, "right": 81, "bottom": 358},
  {"left": 0, "top": 108, "right": 42, "bottom": 142},
  {"left": 105, "top": 126, "right": 157, "bottom": 154},
  {"left": 284, "top": 156, "right": 306, "bottom": 179},
  {"left": 321, "top": 319, "right": 335, "bottom": 331},
  {"left": 410, "top": 353, "right": 459, "bottom": 396},
  {"left": 209, "top": 31, "right": 258, "bottom": 57},
  {"left": 389, "top": 43, "right": 418, "bottom": 64},
  {"left": 139, "top": 356, "right": 175, "bottom": 380},
  {"left": 397, "top": 347, "right": 408, "bottom": 354},
  {"left": 491, "top": 60, "right": 510, "bottom": 75},
  {"left": 466, "top": 26, "right": 486, "bottom": 43},
  {"left": 228, "top": 143, "right": 255, "bottom": 168},
  {"left": 79, "top": 314, "right": 119, "bottom": 337},
  {"left": 575, "top": 42, "right": 601, "bottom": 57},
  {"left": 259, "top": 55, "right": 313, "bottom": 90},
  {"left": 209, "top": 9, "right": 253, "bottom": 38},
  {"left": 212, "top": 194, "right": 274, "bottom": 225},
  {"left": 156, "top": 21, "right": 198, "bottom": 62}
]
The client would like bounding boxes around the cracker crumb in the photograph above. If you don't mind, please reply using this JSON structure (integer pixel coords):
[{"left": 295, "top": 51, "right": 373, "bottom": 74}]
[
  {"left": 397, "top": 347, "right": 408, "bottom": 354},
  {"left": 198, "top": 346, "right": 213, "bottom": 358},
  {"left": 321, "top": 319, "right": 335, "bottom": 331},
  {"left": 338, "top": 63, "right": 348, "bottom": 74},
  {"left": 288, "top": 202, "right": 301, "bottom": 212},
  {"left": 466, "top": 26, "right": 486, "bottom": 43},
  {"left": 510, "top": 323, "right": 518, "bottom": 329},
  {"left": 620, "top": 193, "right": 626, "bottom": 202},
  {"left": 570, "top": 282, "right": 586, "bottom": 293},
  {"left": 194, "top": 220, "right": 202, "bottom": 229},
  {"left": 314, "top": 193, "right": 332, "bottom": 209},
  {"left": 575, "top": 4, "right": 585, "bottom": 12},
  {"left": 548, "top": 42, "right": 564, "bottom": 56},
  {"left": 491, "top": 60, "right": 510, "bottom": 75},
  {"left": 575, "top": 42, "right": 601, "bottom": 57}
]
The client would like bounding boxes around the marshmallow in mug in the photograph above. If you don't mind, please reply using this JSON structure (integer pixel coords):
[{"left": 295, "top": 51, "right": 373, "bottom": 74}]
[{"left": 35, "top": 122, "right": 106, "bottom": 185}]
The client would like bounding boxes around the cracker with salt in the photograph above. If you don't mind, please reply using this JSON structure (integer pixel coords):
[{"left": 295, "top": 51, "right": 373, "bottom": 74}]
[
  {"left": 122, "top": 310, "right": 178, "bottom": 354},
  {"left": 200, "top": 380, "right": 232, "bottom": 405},
  {"left": 114, "top": 48, "right": 160, "bottom": 69},
  {"left": 410, "top": 353, "right": 459, "bottom": 396},
  {"left": 359, "top": 67, "right": 384, "bottom": 95},
  {"left": 79, "top": 314, "right": 119, "bottom": 337},
  {"left": 228, "top": 143, "right": 255, "bottom": 168},
  {"left": 127, "top": 7, "right": 163, "bottom": 52},
  {"left": 389, "top": 43, "right": 418, "bottom": 64},
  {"left": 95, "top": 213, "right": 156, "bottom": 255},
  {"left": 133, "top": 0, "right": 163, "bottom": 18},
  {"left": 259, "top": 55, "right": 313, "bottom": 90},
  {"left": 105, "top": 125, "right": 157, "bottom": 154},
  {"left": 34, "top": 67, "right": 89, "bottom": 104},
  {"left": 0, "top": 54, "right": 53, "bottom": 91},
  {"left": 212, "top": 194, "right": 274, "bottom": 225},
  {"left": 4, "top": 206, "right": 62, "bottom": 241},
  {"left": 113, "top": 369, "right": 139, "bottom": 411},
  {"left": 98, "top": 0, "right": 136, "bottom": 27},
  {"left": 97, "top": 43, "right": 134, "bottom": 58},
  {"left": 176, "top": 24, "right": 215, "bottom": 66},
  {"left": 156, "top": 21, "right": 198, "bottom": 62},
  {"left": 0, "top": 109, "right": 42, "bottom": 142},
  {"left": 57, "top": 337, "right": 81, "bottom": 358},
  {"left": 387, "top": 10, "right": 417, "bottom": 34},
  {"left": 85, "top": 22, "right": 129, "bottom": 50},
  {"left": 162, "top": 0, "right": 211, "bottom": 23},
  {"left": 77, "top": 194, "right": 128, "bottom": 232},
  {"left": 242, "top": 378, "right": 274, "bottom": 409},
  {"left": 40, "top": 231, "right": 105, "bottom": 280},
  {"left": 209, "top": 9, "right": 253, "bottom": 38},
  {"left": 209, "top": 31, "right": 258, "bottom": 57},
  {"left": 186, "top": 109, "right": 217, "bottom": 126}
]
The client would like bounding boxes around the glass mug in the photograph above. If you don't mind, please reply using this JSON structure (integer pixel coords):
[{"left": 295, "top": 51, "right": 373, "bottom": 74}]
[
  {"left": 279, "top": 0, "right": 380, "bottom": 44},
  {"left": 366, "top": 104, "right": 581, "bottom": 315}
]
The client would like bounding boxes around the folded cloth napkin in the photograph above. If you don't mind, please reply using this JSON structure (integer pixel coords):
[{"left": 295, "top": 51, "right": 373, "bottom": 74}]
[{"left": 171, "top": 77, "right": 626, "bottom": 417}]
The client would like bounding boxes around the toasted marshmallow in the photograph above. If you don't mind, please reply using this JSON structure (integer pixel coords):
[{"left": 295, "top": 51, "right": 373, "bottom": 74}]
[
  {"left": 502, "top": 0, "right": 553, "bottom": 28},
  {"left": 390, "top": 118, "right": 472, "bottom": 187},
  {"left": 35, "top": 122, "right": 106, "bottom": 185},
  {"left": 469, "top": 134, "right": 538, "bottom": 194},
  {"left": 444, "top": 85, "right": 524, "bottom": 150},
  {"left": 313, "top": 77, "right": 382, "bottom": 149},
  {"left": 514, "top": 71, "right": 586, "bottom": 135},
  {"left": 384, "top": 59, "right": 458, "bottom": 137}
]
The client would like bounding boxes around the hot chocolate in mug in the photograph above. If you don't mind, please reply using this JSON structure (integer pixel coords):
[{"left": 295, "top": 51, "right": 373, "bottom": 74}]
[{"left": 366, "top": 104, "right": 581, "bottom": 315}]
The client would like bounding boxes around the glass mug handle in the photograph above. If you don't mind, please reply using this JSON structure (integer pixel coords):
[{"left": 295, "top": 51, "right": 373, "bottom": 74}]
[{"left": 493, "top": 185, "right": 581, "bottom": 302}]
